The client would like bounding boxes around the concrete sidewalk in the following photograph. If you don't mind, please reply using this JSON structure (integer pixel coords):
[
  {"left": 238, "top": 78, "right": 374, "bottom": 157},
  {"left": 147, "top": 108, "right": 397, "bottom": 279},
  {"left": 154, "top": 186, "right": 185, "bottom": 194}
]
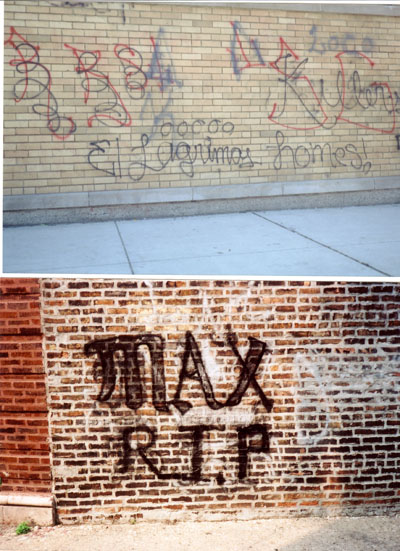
[
  {"left": 1, "top": 516, "right": 400, "bottom": 551},
  {"left": 3, "top": 204, "right": 400, "bottom": 277}
]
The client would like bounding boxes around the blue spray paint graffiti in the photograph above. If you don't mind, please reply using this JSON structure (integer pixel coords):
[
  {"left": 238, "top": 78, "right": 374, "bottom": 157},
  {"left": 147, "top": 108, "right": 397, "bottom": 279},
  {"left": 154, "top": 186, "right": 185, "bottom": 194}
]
[
  {"left": 228, "top": 21, "right": 265, "bottom": 79},
  {"left": 140, "top": 28, "right": 183, "bottom": 140}
]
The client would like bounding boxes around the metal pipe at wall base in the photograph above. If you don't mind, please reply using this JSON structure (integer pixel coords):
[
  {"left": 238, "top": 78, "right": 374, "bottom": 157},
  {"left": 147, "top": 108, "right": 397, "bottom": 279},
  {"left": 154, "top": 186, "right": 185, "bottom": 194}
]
[{"left": 0, "top": 494, "right": 54, "bottom": 508}]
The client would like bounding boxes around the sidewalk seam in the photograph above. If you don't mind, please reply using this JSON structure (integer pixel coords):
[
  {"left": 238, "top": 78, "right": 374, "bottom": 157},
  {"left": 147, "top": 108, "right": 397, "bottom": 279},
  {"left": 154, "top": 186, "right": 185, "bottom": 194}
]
[
  {"left": 252, "top": 212, "right": 391, "bottom": 277},
  {"left": 115, "top": 222, "right": 135, "bottom": 275}
]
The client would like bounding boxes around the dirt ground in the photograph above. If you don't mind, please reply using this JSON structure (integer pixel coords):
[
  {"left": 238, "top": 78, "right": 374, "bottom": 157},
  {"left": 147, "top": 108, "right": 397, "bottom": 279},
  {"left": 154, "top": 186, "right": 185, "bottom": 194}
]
[{"left": 1, "top": 516, "right": 399, "bottom": 551}]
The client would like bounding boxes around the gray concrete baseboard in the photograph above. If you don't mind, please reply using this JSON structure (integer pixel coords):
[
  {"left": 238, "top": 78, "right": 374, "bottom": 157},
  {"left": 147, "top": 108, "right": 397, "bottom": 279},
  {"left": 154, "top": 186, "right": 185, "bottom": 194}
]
[
  {"left": 0, "top": 494, "right": 55, "bottom": 526},
  {"left": 4, "top": 176, "right": 400, "bottom": 226}
]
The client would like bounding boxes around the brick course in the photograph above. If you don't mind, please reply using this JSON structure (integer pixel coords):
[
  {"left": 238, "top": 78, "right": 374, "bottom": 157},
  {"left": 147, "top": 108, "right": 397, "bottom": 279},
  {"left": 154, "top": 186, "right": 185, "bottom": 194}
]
[{"left": 40, "top": 279, "right": 400, "bottom": 523}]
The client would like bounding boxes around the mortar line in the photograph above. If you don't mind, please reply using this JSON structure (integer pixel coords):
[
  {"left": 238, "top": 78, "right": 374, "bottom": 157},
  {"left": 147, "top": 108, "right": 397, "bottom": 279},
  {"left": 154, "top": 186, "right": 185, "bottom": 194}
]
[
  {"left": 252, "top": 212, "right": 391, "bottom": 277},
  {"left": 115, "top": 221, "right": 135, "bottom": 275}
]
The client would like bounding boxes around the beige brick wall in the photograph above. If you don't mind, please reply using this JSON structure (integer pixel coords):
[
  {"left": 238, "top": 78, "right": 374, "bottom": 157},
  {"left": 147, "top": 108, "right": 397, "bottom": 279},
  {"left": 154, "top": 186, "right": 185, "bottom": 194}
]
[
  {"left": 4, "top": 1, "right": 400, "bottom": 197},
  {"left": 41, "top": 279, "right": 400, "bottom": 523}
]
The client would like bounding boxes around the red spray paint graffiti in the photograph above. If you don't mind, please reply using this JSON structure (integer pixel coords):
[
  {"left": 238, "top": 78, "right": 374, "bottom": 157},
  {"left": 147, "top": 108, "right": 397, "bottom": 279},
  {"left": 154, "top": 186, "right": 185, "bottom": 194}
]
[
  {"left": 335, "top": 51, "right": 396, "bottom": 134},
  {"left": 64, "top": 43, "right": 132, "bottom": 128},
  {"left": 229, "top": 22, "right": 397, "bottom": 135},
  {"left": 268, "top": 38, "right": 329, "bottom": 131},
  {"left": 5, "top": 27, "right": 76, "bottom": 140}
]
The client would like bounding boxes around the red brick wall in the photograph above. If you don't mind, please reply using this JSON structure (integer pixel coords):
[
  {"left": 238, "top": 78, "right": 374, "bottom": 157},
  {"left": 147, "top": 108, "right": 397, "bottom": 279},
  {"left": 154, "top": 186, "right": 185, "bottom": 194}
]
[
  {"left": 41, "top": 279, "right": 400, "bottom": 523},
  {"left": 0, "top": 278, "right": 51, "bottom": 494}
]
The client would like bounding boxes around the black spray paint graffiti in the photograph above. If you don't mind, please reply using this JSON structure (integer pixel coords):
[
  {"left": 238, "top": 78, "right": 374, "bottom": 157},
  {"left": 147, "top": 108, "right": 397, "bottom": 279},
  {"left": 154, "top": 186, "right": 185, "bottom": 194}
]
[
  {"left": 271, "top": 45, "right": 396, "bottom": 133},
  {"left": 5, "top": 27, "right": 76, "bottom": 140},
  {"left": 174, "top": 331, "right": 273, "bottom": 414},
  {"left": 85, "top": 332, "right": 273, "bottom": 483},
  {"left": 160, "top": 118, "right": 235, "bottom": 141},
  {"left": 84, "top": 332, "right": 273, "bottom": 414},
  {"left": 231, "top": 24, "right": 398, "bottom": 135},
  {"left": 62, "top": 27, "right": 181, "bottom": 135},
  {"left": 128, "top": 133, "right": 259, "bottom": 181},
  {"left": 45, "top": 1, "right": 127, "bottom": 25},
  {"left": 88, "top": 138, "right": 123, "bottom": 178},
  {"left": 87, "top": 122, "right": 373, "bottom": 178},
  {"left": 121, "top": 424, "right": 270, "bottom": 482},
  {"left": 114, "top": 44, "right": 148, "bottom": 100},
  {"left": 308, "top": 24, "right": 374, "bottom": 56},
  {"left": 64, "top": 43, "right": 132, "bottom": 128},
  {"left": 318, "top": 70, "right": 399, "bottom": 112},
  {"left": 87, "top": 119, "right": 261, "bottom": 180},
  {"left": 84, "top": 334, "right": 169, "bottom": 412},
  {"left": 121, "top": 3, "right": 126, "bottom": 25},
  {"left": 267, "top": 130, "right": 372, "bottom": 174},
  {"left": 6, "top": 25, "right": 180, "bottom": 134},
  {"left": 46, "top": 1, "right": 86, "bottom": 7},
  {"left": 396, "top": 134, "right": 400, "bottom": 151}
]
